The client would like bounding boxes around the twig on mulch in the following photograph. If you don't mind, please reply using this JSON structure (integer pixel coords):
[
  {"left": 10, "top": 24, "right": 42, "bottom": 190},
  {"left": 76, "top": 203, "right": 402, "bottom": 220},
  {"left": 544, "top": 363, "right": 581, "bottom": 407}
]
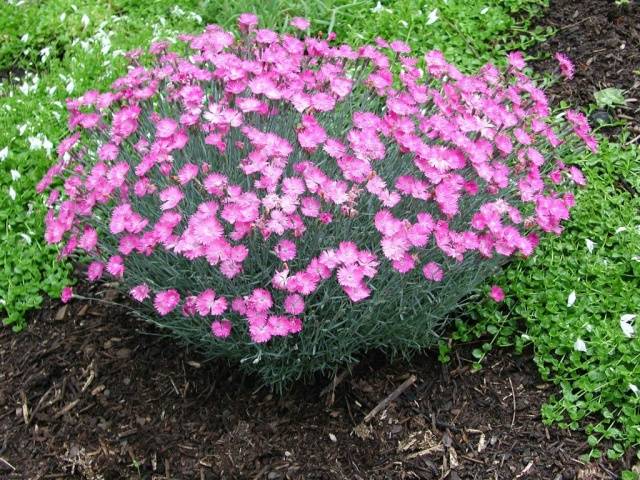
[
  {"left": 508, "top": 377, "right": 516, "bottom": 429},
  {"left": 362, "top": 374, "right": 416, "bottom": 423},
  {"left": 0, "top": 457, "right": 16, "bottom": 471}
]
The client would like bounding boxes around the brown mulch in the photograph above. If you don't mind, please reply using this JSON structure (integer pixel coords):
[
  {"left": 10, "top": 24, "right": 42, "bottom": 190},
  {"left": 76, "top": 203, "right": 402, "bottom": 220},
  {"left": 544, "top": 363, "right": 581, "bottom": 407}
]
[
  {"left": 0, "top": 297, "right": 625, "bottom": 479},
  {"left": 531, "top": 0, "right": 640, "bottom": 135}
]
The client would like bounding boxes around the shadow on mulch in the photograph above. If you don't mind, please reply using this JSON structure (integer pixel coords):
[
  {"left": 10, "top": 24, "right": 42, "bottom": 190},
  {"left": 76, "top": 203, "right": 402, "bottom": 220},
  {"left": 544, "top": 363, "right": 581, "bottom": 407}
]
[
  {"left": 0, "top": 295, "right": 625, "bottom": 479},
  {"left": 531, "top": 0, "right": 640, "bottom": 138}
]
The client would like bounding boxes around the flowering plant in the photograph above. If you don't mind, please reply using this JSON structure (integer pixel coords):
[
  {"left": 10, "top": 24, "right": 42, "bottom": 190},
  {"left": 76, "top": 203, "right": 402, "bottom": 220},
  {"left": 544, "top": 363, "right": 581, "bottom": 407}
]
[{"left": 40, "top": 14, "right": 594, "bottom": 387}]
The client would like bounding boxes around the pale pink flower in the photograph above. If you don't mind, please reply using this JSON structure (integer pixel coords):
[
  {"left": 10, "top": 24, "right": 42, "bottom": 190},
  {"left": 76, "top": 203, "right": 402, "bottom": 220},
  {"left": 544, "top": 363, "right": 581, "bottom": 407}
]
[
  {"left": 284, "top": 294, "right": 305, "bottom": 315},
  {"left": 290, "top": 17, "right": 310, "bottom": 30},
  {"left": 422, "top": 262, "right": 443, "bottom": 282},
  {"left": 130, "top": 284, "right": 151, "bottom": 302},
  {"left": 154, "top": 289, "right": 180, "bottom": 316},
  {"left": 275, "top": 239, "right": 297, "bottom": 261}
]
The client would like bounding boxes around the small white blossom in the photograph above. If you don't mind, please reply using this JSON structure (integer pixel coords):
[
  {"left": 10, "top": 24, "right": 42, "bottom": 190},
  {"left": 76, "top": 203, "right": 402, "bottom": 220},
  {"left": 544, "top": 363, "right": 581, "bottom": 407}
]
[
  {"left": 480, "top": 6, "right": 489, "bottom": 14},
  {"left": 46, "top": 86, "right": 57, "bottom": 96},
  {"left": 399, "top": 20, "right": 408, "bottom": 28},
  {"left": 18, "top": 233, "right": 31, "bottom": 244},
  {"left": 615, "top": 226, "right": 627, "bottom": 234},
  {"left": 371, "top": 1, "right": 384, "bottom": 13},
  {"left": 573, "top": 338, "right": 587, "bottom": 352},
  {"left": 40, "top": 47, "right": 51, "bottom": 62},
  {"left": 10, "top": 169, "right": 21, "bottom": 181},
  {"left": 620, "top": 314, "right": 636, "bottom": 338},
  {"left": 17, "top": 124, "right": 28, "bottom": 136},
  {"left": 0, "top": 147, "right": 8, "bottom": 161},
  {"left": 60, "top": 12, "right": 67, "bottom": 22},
  {"left": 426, "top": 8, "right": 439, "bottom": 25},
  {"left": 66, "top": 79, "right": 75, "bottom": 94},
  {"left": 28, "top": 136, "right": 42, "bottom": 150},
  {"left": 567, "top": 291, "right": 576, "bottom": 308},
  {"left": 585, "top": 239, "right": 595, "bottom": 253},
  {"left": 8, "top": 186, "right": 17, "bottom": 200},
  {"left": 20, "top": 33, "right": 29, "bottom": 43},
  {"left": 81, "top": 14, "right": 90, "bottom": 29}
]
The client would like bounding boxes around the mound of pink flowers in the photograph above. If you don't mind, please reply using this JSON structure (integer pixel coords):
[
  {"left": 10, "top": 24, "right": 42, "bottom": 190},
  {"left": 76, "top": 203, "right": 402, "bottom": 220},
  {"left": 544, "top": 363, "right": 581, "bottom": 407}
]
[{"left": 40, "top": 14, "right": 594, "bottom": 382}]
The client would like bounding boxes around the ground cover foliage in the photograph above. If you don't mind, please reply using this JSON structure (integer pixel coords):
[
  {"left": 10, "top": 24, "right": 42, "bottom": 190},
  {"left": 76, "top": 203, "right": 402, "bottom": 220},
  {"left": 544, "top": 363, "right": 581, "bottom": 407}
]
[{"left": 1, "top": 0, "right": 638, "bottom": 470}]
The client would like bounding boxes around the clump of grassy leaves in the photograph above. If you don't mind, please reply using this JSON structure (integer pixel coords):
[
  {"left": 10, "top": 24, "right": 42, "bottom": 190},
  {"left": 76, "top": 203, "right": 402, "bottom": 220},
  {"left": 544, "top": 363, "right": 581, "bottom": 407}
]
[
  {"left": 0, "top": 0, "right": 551, "bottom": 330},
  {"left": 447, "top": 137, "right": 640, "bottom": 462}
]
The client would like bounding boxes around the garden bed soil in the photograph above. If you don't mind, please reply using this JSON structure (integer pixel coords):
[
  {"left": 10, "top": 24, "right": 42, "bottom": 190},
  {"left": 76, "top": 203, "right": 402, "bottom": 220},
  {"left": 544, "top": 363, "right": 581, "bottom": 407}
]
[
  {"left": 0, "top": 297, "right": 627, "bottom": 479},
  {"left": 531, "top": 0, "right": 640, "bottom": 136}
]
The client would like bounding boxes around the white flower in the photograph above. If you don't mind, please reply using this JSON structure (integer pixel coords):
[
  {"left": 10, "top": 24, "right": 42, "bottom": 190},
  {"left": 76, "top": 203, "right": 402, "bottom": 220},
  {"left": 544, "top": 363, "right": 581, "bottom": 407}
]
[
  {"left": 480, "top": 6, "right": 489, "bottom": 14},
  {"left": 17, "top": 124, "right": 28, "bottom": 136},
  {"left": 615, "top": 226, "right": 627, "bottom": 234},
  {"left": 66, "top": 79, "right": 75, "bottom": 94},
  {"left": 8, "top": 186, "right": 16, "bottom": 200},
  {"left": 0, "top": 146, "right": 8, "bottom": 161},
  {"left": 46, "top": 86, "right": 57, "bottom": 96},
  {"left": 620, "top": 314, "right": 636, "bottom": 338},
  {"left": 60, "top": 12, "right": 67, "bottom": 22},
  {"left": 20, "top": 33, "right": 29, "bottom": 43},
  {"left": 585, "top": 239, "right": 595, "bottom": 253},
  {"left": 426, "top": 8, "right": 439, "bottom": 25},
  {"left": 567, "top": 291, "right": 576, "bottom": 308},
  {"left": 81, "top": 14, "right": 90, "bottom": 30},
  {"left": 573, "top": 338, "right": 587, "bottom": 352},
  {"left": 40, "top": 47, "right": 51, "bottom": 62},
  {"left": 10, "top": 169, "right": 21, "bottom": 181},
  {"left": 18, "top": 233, "right": 31, "bottom": 244},
  {"left": 28, "top": 136, "right": 42, "bottom": 150},
  {"left": 371, "top": 1, "right": 384, "bottom": 13}
]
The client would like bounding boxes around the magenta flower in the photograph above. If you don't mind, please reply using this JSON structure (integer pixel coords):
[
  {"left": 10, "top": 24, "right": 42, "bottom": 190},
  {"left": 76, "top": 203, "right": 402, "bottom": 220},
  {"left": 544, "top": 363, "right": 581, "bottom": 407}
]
[
  {"left": 130, "top": 284, "right": 151, "bottom": 302},
  {"left": 154, "top": 289, "right": 180, "bottom": 316},
  {"left": 211, "top": 319, "right": 232, "bottom": 338},
  {"left": 489, "top": 285, "right": 505, "bottom": 302},
  {"left": 60, "top": 287, "right": 73, "bottom": 304},
  {"left": 555, "top": 52, "right": 575, "bottom": 80}
]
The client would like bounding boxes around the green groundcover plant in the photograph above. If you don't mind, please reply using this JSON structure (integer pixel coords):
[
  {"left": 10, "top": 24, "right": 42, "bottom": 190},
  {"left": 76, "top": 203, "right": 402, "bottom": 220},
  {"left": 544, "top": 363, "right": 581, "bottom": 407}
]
[
  {"left": 452, "top": 138, "right": 640, "bottom": 460},
  {"left": 40, "top": 14, "right": 593, "bottom": 388}
]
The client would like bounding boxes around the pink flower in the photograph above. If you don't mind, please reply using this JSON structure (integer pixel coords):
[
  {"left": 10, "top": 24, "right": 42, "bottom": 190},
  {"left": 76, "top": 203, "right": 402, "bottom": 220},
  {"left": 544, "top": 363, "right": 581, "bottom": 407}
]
[
  {"left": 489, "top": 285, "right": 505, "bottom": 302},
  {"left": 290, "top": 17, "right": 310, "bottom": 30},
  {"left": 87, "top": 261, "right": 104, "bottom": 281},
  {"left": 249, "top": 288, "right": 273, "bottom": 312},
  {"left": 275, "top": 239, "right": 297, "bottom": 261},
  {"left": 555, "top": 52, "right": 574, "bottom": 80},
  {"left": 130, "top": 284, "right": 151, "bottom": 302},
  {"left": 238, "top": 13, "right": 258, "bottom": 31},
  {"left": 284, "top": 294, "right": 305, "bottom": 315},
  {"left": 106, "top": 255, "right": 125, "bottom": 278},
  {"left": 422, "top": 262, "right": 443, "bottom": 282},
  {"left": 60, "top": 287, "right": 73, "bottom": 303},
  {"left": 196, "top": 289, "right": 228, "bottom": 316},
  {"left": 507, "top": 51, "right": 526, "bottom": 70},
  {"left": 159, "top": 186, "right": 184, "bottom": 210},
  {"left": 156, "top": 118, "right": 178, "bottom": 139},
  {"left": 249, "top": 322, "right": 272, "bottom": 343},
  {"left": 177, "top": 163, "right": 199, "bottom": 185},
  {"left": 211, "top": 319, "right": 232, "bottom": 338},
  {"left": 154, "top": 289, "right": 181, "bottom": 316}
]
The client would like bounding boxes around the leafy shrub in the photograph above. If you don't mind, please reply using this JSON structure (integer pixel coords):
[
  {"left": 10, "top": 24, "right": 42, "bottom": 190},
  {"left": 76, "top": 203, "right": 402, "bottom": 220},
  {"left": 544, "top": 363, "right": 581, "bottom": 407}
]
[
  {"left": 454, "top": 138, "right": 640, "bottom": 459},
  {"left": 41, "top": 16, "right": 592, "bottom": 388}
]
